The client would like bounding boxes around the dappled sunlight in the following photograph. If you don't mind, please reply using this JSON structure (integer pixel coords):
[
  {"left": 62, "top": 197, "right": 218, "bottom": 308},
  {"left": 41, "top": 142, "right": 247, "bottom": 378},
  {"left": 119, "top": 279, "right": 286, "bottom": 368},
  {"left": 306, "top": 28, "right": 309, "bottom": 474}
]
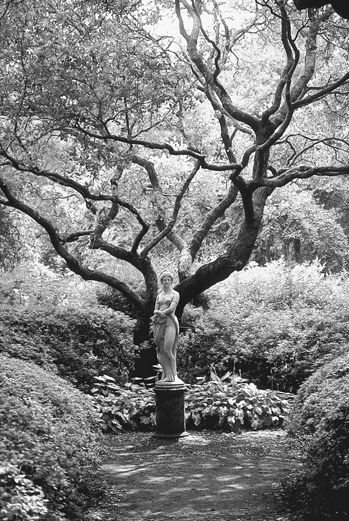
[
  {"left": 216, "top": 475, "right": 243, "bottom": 482},
  {"left": 98, "top": 433, "right": 296, "bottom": 520}
]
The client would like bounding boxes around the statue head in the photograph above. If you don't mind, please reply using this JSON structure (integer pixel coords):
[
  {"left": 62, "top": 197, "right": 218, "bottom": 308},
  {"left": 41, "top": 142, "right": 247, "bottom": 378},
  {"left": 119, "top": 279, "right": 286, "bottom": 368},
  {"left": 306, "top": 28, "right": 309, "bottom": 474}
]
[{"left": 160, "top": 271, "right": 174, "bottom": 284}]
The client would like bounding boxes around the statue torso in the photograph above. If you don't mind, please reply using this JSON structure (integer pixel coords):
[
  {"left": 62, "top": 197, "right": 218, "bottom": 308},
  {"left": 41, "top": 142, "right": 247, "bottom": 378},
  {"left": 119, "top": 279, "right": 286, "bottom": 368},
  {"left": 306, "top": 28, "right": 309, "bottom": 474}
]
[{"left": 157, "top": 291, "right": 176, "bottom": 310}]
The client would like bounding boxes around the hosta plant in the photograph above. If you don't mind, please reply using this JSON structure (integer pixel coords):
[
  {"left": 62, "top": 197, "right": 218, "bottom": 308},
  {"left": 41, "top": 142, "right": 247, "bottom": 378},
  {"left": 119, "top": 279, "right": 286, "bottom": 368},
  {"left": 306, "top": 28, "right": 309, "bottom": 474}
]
[{"left": 91, "top": 374, "right": 293, "bottom": 433}]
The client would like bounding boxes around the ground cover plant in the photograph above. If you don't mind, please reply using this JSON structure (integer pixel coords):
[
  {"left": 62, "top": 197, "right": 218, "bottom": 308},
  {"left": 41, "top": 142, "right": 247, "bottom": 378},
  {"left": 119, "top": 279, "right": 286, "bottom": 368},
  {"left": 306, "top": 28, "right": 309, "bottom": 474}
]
[
  {"left": 0, "top": 354, "right": 104, "bottom": 521},
  {"left": 91, "top": 374, "right": 293, "bottom": 433},
  {"left": 283, "top": 353, "right": 349, "bottom": 520}
]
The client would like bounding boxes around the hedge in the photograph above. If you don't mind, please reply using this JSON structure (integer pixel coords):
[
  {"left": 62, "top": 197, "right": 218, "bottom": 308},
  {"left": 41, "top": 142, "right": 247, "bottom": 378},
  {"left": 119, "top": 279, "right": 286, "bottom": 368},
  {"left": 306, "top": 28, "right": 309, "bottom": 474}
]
[
  {"left": 284, "top": 353, "right": 349, "bottom": 520},
  {"left": 0, "top": 303, "right": 135, "bottom": 391},
  {"left": 0, "top": 354, "right": 104, "bottom": 520}
]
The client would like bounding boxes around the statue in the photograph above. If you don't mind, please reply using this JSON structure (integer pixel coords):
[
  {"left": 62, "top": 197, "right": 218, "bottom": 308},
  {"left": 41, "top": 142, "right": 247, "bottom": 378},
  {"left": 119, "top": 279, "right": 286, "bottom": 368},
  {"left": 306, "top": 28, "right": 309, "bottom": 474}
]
[{"left": 151, "top": 271, "right": 183, "bottom": 384}]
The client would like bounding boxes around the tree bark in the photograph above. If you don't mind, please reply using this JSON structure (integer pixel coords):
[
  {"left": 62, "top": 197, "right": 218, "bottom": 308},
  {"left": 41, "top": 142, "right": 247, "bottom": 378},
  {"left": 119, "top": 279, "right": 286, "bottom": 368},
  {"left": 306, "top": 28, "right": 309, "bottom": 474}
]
[
  {"left": 134, "top": 309, "right": 153, "bottom": 345},
  {"left": 175, "top": 187, "right": 270, "bottom": 318}
]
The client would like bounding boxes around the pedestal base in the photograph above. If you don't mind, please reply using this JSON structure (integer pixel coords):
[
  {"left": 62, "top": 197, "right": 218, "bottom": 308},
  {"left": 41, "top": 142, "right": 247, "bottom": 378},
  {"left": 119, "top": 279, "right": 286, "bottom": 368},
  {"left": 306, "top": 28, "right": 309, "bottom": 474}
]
[
  {"left": 154, "top": 381, "right": 188, "bottom": 438},
  {"left": 153, "top": 430, "right": 190, "bottom": 439}
]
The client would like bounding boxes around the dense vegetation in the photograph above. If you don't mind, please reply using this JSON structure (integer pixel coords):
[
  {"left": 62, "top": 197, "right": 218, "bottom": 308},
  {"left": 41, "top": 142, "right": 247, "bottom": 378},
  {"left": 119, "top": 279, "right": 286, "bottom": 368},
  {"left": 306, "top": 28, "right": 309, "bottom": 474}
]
[
  {"left": 284, "top": 353, "right": 349, "bottom": 520},
  {"left": 179, "top": 260, "right": 349, "bottom": 391},
  {"left": 2, "top": 259, "right": 349, "bottom": 392},
  {"left": 1, "top": 259, "right": 349, "bottom": 519},
  {"left": 0, "top": 303, "right": 135, "bottom": 392},
  {"left": 0, "top": 355, "right": 104, "bottom": 521},
  {"left": 1, "top": 0, "right": 349, "bottom": 343},
  {"left": 92, "top": 374, "right": 293, "bottom": 433},
  {"left": 1, "top": 1, "right": 349, "bottom": 518}
]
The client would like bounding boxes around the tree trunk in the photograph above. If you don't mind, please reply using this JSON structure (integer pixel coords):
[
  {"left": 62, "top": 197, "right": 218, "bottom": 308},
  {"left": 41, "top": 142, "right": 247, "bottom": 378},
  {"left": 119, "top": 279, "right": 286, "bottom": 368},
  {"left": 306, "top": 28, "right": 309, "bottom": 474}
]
[
  {"left": 132, "top": 257, "right": 158, "bottom": 344},
  {"left": 175, "top": 187, "right": 270, "bottom": 318},
  {"left": 294, "top": 238, "right": 301, "bottom": 263},
  {"left": 134, "top": 310, "right": 153, "bottom": 345}
]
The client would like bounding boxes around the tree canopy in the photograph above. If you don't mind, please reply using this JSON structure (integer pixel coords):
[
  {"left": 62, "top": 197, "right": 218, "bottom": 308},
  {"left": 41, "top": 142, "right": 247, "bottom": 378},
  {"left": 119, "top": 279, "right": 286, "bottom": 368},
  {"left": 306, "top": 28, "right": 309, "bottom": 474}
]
[{"left": 1, "top": 0, "right": 349, "bottom": 342}]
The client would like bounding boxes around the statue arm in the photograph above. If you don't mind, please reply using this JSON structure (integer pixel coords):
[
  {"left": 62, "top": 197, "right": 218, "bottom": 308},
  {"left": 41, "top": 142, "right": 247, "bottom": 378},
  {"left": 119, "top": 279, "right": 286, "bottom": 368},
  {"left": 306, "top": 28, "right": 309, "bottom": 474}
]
[
  {"left": 152, "top": 294, "right": 164, "bottom": 320},
  {"left": 154, "top": 295, "right": 160, "bottom": 311},
  {"left": 161, "top": 291, "right": 180, "bottom": 316}
]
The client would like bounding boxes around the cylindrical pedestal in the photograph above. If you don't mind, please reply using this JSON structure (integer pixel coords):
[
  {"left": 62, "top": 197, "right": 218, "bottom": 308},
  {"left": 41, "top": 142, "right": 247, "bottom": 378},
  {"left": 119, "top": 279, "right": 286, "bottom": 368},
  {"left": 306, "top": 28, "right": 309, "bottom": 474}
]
[{"left": 154, "top": 382, "right": 189, "bottom": 438}]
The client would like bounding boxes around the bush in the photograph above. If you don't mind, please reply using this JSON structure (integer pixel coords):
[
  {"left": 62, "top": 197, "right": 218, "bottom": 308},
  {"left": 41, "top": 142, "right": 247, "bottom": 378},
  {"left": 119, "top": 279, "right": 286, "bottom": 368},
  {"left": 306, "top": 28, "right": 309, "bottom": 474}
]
[
  {"left": 0, "top": 354, "right": 104, "bottom": 520},
  {"left": 91, "top": 374, "right": 293, "bottom": 433},
  {"left": 178, "top": 305, "right": 349, "bottom": 391},
  {"left": 0, "top": 303, "right": 135, "bottom": 391},
  {"left": 178, "top": 260, "right": 349, "bottom": 392},
  {"left": 284, "top": 353, "right": 349, "bottom": 520},
  {"left": 289, "top": 352, "right": 349, "bottom": 435}
]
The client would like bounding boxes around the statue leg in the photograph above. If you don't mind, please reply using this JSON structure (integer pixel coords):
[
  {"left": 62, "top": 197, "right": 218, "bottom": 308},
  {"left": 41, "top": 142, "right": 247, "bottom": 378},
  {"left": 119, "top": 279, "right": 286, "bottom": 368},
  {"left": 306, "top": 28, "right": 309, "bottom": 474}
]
[{"left": 161, "top": 326, "right": 177, "bottom": 381}]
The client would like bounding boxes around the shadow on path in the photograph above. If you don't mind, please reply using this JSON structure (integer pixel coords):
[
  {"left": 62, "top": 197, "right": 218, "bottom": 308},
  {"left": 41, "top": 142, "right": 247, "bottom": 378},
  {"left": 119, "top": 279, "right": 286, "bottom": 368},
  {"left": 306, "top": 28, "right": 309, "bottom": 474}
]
[{"left": 88, "top": 430, "right": 300, "bottom": 521}]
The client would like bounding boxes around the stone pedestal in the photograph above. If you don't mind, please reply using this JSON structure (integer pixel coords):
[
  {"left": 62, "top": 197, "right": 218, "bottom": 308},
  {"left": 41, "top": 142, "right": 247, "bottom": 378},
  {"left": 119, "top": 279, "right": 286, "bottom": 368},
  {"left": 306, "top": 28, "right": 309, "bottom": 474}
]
[{"left": 154, "top": 382, "right": 189, "bottom": 438}]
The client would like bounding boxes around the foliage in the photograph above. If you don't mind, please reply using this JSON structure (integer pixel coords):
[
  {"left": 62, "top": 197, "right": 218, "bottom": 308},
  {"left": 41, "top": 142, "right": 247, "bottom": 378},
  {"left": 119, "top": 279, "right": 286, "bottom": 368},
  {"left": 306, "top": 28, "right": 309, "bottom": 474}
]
[
  {"left": 0, "top": 354, "right": 104, "bottom": 521},
  {"left": 256, "top": 184, "right": 349, "bottom": 272},
  {"left": 283, "top": 353, "right": 349, "bottom": 520},
  {"left": 185, "top": 380, "right": 292, "bottom": 432},
  {"left": 91, "top": 375, "right": 157, "bottom": 432},
  {"left": 0, "top": 297, "right": 135, "bottom": 391},
  {"left": 2, "top": 259, "right": 348, "bottom": 395},
  {"left": 97, "top": 286, "right": 147, "bottom": 319},
  {"left": 288, "top": 353, "right": 349, "bottom": 436},
  {"left": 178, "top": 260, "right": 349, "bottom": 391},
  {"left": 0, "top": 263, "right": 100, "bottom": 307},
  {"left": 1, "top": 0, "right": 349, "bottom": 345},
  {"left": 0, "top": 206, "right": 22, "bottom": 271},
  {"left": 91, "top": 374, "right": 293, "bottom": 433}
]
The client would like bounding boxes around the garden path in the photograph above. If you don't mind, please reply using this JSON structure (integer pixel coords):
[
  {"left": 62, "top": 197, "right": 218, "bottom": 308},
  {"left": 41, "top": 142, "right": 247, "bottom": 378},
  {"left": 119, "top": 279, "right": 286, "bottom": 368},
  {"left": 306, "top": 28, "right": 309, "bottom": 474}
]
[{"left": 87, "top": 429, "right": 300, "bottom": 521}]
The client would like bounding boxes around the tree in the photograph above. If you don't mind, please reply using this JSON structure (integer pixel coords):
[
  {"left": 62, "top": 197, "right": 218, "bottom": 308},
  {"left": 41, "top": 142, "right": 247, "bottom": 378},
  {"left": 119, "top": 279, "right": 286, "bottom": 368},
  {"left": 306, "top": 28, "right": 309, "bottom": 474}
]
[
  {"left": 254, "top": 183, "right": 349, "bottom": 271},
  {"left": 1, "top": 0, "right": 349, "bottom": 343},
  {"left": 293, "top": 0, "right": 349, "bottom": 19}
]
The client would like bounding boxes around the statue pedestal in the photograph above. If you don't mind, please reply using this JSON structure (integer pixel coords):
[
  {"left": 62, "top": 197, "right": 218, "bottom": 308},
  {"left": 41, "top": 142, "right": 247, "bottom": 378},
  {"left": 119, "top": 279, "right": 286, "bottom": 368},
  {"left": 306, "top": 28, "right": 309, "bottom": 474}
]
[{"left": 153, "top": 381, "right": 189, "bottom": 438}]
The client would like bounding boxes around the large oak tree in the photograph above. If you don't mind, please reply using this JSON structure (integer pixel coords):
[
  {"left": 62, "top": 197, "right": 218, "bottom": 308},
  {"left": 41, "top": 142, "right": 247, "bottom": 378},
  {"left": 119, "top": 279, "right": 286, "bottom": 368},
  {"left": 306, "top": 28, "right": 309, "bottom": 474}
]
[{"left": 1, "top": 0, "right": 349, "bottom": 343}]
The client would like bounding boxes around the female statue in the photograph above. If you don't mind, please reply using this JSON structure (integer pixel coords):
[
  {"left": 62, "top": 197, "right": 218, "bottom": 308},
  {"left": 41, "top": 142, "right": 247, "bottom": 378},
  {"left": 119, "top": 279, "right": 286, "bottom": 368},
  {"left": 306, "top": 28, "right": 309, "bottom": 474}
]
[{"left": 151, "top": 271, "right": 182, "bottom": 383}]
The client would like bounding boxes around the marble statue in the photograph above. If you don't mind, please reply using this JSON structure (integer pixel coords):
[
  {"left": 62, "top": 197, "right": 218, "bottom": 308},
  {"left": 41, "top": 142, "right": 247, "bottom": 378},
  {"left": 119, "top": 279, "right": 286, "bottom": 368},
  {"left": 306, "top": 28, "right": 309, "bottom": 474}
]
[{"left": 151, "top": 271, "right": 183, "bottom": 384}]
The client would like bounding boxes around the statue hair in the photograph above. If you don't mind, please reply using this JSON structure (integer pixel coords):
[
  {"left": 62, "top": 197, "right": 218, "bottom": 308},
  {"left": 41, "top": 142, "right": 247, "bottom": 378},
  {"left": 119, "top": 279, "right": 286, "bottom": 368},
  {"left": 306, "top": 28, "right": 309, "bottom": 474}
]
[{"left": 160, "top": 271, "right": 174, "bottom": 283}]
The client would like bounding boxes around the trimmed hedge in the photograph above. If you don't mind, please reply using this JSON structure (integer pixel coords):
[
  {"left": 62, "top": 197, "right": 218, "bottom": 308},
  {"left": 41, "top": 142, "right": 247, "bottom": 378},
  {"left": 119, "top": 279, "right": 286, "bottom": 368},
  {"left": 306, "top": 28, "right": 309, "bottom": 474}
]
[
  {"left": 0, "top": 354, "right": 104, "bottom": 521},
  {"left": 0, "top": 303, "right": 135, "bottom": 391},
  {"left": 284, "top": 353, "right": 349, "bottom": 520}
]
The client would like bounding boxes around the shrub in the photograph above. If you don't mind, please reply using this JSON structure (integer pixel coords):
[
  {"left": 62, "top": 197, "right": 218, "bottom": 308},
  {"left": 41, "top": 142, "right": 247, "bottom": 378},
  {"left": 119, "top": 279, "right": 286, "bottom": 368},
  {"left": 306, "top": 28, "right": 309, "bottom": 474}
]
[
  {"left": 178, "top": 260, "right": 349, "bottom": 392},
  {"left": 178, "top": 305, "right": 349, "bottom": 391},
  {"left": 288, "top": 352, "right": 349, "bottom": 436},
  {"left": 0, "top": 303, "right": 135, "bottom": 391},
  {"left": 91, "top": 374, "right": 293, "bottom": 433},
  {"left": 0, "top": 354, "right": 104, "bottom": 521},
  {"left": 0, "top": 264, "right": 99, "bottom": 309},
  {"left": 284, "top": 353, "right": 349, "bottom": 520}
]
